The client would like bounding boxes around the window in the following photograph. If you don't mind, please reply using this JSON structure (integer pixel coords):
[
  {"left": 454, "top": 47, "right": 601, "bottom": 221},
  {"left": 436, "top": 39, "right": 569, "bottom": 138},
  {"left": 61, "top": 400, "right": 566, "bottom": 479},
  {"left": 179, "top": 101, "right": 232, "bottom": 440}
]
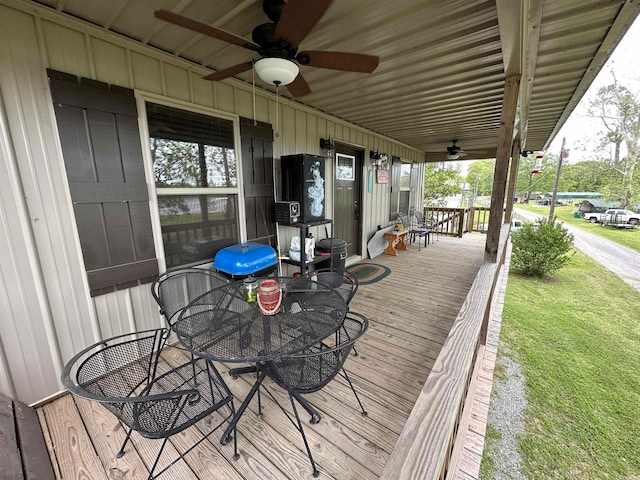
[
  {"left": 147, "top": 103, "right": 239, "bottom": 269},
  {"left": 336, "top": 153, "right": 355, "bottom": 181},
  {"left": 389, "top": 157, "right": 413, "bottom": 217}
]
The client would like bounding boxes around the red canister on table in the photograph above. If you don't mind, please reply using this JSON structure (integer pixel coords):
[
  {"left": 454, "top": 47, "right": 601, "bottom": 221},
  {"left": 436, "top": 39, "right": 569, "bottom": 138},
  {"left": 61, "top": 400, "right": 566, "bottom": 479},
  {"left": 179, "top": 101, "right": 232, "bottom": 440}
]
[{"left": 257, "top": 279, "right": 282, "bottom": 315}]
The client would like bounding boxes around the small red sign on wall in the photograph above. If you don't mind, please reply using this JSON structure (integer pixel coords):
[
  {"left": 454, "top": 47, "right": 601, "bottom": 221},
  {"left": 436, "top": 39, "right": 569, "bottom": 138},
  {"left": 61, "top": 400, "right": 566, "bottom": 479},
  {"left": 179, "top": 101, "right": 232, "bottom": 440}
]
[{"left": 376, "top": 169, "right": 389, "bottom": 184}]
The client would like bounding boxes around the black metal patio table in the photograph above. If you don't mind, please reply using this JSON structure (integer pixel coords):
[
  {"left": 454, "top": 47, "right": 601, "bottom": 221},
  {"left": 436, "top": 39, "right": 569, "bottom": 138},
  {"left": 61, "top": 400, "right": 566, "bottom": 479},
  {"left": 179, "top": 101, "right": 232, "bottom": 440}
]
[{"left": 173, "top": 275, "right": 347, "bottom": 444}]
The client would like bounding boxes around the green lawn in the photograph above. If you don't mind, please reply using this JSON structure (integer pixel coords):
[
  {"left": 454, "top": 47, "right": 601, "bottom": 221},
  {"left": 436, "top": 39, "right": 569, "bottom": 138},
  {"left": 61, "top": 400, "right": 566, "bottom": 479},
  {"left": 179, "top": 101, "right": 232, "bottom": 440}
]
[
  {"left": 489, "top": 251, "right": 640, "bottom": 479},
  {"left": 514, "top": 203, "right": 640, "bottom": 253}
]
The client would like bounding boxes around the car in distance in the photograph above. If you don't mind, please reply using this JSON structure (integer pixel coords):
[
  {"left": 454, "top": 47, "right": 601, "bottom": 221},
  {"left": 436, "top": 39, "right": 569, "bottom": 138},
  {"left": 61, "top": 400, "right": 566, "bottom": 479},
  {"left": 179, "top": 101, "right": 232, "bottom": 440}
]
[{"left": 583, "top": 209, "right": 640, "bottom": 227}]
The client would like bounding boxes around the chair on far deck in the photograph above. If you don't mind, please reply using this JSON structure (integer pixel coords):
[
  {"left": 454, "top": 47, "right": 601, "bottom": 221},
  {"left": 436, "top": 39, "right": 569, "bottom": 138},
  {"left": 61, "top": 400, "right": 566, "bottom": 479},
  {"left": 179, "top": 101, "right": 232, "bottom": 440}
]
[
  {"left": 61, "top": 328, "right": 238, "bottom": 480},
  {"left": 407, "top": 209, "right": 430, "bottom": 251},
  {"left": 262, "top": 312, "right": 369, "bottom": 477},
  {"left": 414, "top": 208, "right": 439, "bottom": 243}
]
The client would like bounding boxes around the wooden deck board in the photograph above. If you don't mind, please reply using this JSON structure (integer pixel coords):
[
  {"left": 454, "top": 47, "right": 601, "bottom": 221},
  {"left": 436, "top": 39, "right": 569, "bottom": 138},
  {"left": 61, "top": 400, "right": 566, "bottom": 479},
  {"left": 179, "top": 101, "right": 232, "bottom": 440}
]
[{"left": 37, "top": 233, "right": 488, "bottom": 479}]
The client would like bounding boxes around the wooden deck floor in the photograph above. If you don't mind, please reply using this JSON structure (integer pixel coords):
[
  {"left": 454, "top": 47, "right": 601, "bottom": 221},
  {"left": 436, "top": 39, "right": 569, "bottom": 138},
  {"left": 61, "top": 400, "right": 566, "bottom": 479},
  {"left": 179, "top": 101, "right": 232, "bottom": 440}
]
[{"left": 36, "top": 233, "right": 487, "bottom": 480}]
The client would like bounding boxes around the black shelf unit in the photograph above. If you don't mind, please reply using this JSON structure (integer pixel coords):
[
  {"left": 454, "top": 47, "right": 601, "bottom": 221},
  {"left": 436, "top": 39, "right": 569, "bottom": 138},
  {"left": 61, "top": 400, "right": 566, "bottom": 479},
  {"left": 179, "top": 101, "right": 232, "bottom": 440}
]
[{"left": 279, "top": 219, "right": 333, "bottom": 275}]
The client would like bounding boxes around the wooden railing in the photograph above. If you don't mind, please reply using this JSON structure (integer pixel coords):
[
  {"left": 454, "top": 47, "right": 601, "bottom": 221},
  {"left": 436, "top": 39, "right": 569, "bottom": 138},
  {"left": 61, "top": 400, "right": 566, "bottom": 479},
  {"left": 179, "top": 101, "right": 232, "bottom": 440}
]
[
  {"left": 422, "top": 207, "right": 492, "bottom": 236},
  {"left": 423, "top": 207, "right": 465, "bottom": 237},
  {"left": 465, "top": 207, "right": 491, "bottom": 233},
  {"left": 380, "top": 223, "right": 511, "bottom": 480}
]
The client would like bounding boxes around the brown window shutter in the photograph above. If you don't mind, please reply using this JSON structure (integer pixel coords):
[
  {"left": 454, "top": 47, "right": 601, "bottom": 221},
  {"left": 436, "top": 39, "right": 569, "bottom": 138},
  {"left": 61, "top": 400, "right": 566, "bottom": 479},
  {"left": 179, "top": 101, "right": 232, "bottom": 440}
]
[
  {"left": 48, "top": 69, "right": 158, "bottom": 296},
  {"left": 239, "top": 117, "right": 276, "bottom": 246}
]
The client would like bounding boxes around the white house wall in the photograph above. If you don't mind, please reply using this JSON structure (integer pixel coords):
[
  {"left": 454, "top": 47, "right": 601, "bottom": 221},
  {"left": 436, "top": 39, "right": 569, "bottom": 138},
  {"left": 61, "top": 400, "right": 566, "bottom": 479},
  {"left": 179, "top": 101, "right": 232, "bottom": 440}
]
[{"left": 0, "top": 0, "right": 424, "bottom": 404}]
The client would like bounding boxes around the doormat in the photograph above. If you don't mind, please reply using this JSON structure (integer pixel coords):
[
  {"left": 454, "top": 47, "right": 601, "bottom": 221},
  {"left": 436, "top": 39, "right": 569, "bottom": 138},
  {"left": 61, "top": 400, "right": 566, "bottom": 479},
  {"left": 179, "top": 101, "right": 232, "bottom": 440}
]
[{"left": 347, "top": 263, "right": 391, "bottom": 285}]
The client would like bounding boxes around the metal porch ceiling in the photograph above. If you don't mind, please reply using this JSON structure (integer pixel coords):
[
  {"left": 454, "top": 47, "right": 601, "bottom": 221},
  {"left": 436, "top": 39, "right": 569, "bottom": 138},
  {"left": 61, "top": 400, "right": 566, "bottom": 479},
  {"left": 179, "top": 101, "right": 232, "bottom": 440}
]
[{"left": 31, "top": 0, "right": 640, "bottom": 161}]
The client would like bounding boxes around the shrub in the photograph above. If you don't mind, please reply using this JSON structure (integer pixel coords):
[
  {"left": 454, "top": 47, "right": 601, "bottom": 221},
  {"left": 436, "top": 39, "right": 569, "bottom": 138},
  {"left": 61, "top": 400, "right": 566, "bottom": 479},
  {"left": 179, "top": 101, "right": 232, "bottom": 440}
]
[{"left": 510, "top": 217, "right": 574, "bottom": 277}]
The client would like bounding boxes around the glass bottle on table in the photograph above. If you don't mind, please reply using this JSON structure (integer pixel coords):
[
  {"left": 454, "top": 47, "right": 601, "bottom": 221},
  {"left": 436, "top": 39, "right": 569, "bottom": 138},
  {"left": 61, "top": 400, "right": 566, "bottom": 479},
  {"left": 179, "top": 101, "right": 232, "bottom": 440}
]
[{"left": 243, "top": 276, "right": 258, "bottom": 302}]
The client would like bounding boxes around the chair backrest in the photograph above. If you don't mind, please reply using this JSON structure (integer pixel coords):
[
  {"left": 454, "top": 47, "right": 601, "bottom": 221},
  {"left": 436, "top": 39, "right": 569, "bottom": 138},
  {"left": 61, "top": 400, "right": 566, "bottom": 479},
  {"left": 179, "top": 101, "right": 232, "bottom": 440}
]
[
  {"left": 315, "top": 269, "right": 358, "bottom": 307},
  {"left": 267, "top": 312, "right": 368, "bottom": 393},
  {"left": 61, "top": 328, "right": 226, "bottom": 439},
  {"left": 413, "top": 209, "right": 426, "bottom": 226},
  {"left": 152, "top": 268, "right": 228, "bottom": 327},
  {"left": 62, "top": 329, "right": 166, "bottom": 400},
  {"left": 396, "top": 213, "right": 409, "bottom": 230}
]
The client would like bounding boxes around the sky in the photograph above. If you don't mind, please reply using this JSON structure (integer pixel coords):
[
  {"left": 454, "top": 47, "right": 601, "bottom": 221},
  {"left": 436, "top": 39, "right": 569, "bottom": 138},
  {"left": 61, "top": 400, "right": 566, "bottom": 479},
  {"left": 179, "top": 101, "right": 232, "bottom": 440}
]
[{"left": 546, "top": 15, "right": 640, "bottom": 162}]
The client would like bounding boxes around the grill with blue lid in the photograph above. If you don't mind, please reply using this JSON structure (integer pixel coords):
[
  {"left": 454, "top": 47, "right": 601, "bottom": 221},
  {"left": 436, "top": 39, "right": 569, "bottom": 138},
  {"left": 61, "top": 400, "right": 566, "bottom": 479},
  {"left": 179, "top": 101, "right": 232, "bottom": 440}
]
[{"left": 213, "top": 242, "right": 277, "bottom": 280}]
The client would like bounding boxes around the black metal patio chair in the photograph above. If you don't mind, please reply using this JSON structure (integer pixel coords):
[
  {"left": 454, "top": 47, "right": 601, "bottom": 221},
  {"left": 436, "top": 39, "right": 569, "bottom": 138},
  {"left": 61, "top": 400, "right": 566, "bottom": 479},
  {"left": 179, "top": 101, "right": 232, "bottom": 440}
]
[
  {"left": 151, "top": 267, "right": 230, "bottom": 371},
  {"left": 61, "top": 328, "right": 238, "bottom": 480},
  {"left": 407, "top": 208, "right": 430, "bottom": 251},
  {"left": 262, "top": 312, "right": 369, "bottom": 477},
  {"left": 152, "top": 268, "right": 228, "bottom": 329},
  {"left": 413, "top": 208, "right": 439, "bottom": 242},
  {"left": 314, "top": 268, "right": 358, "bottom": 306},
  {"left": 314, "top": 268, "right": 361, "bottom": 356}
]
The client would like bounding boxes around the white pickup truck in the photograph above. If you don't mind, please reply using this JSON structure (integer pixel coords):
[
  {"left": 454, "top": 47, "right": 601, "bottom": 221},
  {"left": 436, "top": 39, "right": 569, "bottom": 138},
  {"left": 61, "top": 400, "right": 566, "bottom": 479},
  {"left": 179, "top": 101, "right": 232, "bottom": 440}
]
[{"left": 583, "top": 209, "right": 640, "bottom": 227}]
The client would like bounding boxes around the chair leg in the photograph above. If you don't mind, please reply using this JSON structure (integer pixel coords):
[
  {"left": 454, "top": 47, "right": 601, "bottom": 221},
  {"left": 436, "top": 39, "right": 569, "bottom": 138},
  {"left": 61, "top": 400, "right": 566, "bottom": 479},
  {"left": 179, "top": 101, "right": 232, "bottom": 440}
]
[
  {"left": 341, "top": 368, "right": 368, "bottom": 416},
  {"left": 149, "top": 400, "right": 238, "bottom": 479},
  {"left": 256, "top": 366, "right": 263, "bottom": 418},
  {"left": 228, "top": 402, "right": 240, "bottom": 460},
  {"left": 289, "top": 394, "right": 319, "bottom": 477},
  {"left": 116, "top": 426, "right": 133, "bottom": 458},
  {"left": 292, "top": 391, "right": 322, "bottom": 424},
  {"left": 147, "top": 436, "right": 171, "bottom": 480}
]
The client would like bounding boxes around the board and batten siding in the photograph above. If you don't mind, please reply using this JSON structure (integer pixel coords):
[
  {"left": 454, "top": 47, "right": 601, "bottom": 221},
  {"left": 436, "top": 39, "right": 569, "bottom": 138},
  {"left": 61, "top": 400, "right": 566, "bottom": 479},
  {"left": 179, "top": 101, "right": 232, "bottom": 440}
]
[{"left": 0, "top": 0, "right": 424, "bottom": 404}]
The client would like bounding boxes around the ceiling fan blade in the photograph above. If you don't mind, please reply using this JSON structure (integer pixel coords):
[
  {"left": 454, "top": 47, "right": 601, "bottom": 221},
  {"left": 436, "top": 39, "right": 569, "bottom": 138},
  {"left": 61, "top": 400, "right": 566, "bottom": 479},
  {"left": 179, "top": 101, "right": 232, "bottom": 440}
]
[
  {"left": 286, "top": 73, "right": 311, "bottom": 97},
  {"left": 202, "top": 62, "right": 253, "bottom": 81},
  {"left": 274, "top": 0, "right": 333, "bottom": 50},
  {"left": 297, "top": 51, "right": 379, "bottom": 73},
  {"left": 154, "top": 10, "right": 260, "bottom": 52}
]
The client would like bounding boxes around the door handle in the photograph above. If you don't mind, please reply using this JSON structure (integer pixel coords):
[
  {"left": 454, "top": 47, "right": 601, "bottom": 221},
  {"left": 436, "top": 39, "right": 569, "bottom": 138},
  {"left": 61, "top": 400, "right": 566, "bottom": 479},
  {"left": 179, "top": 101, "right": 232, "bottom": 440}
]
[{"left": 354, "top": 200, "right": 360, "bottom": 218}]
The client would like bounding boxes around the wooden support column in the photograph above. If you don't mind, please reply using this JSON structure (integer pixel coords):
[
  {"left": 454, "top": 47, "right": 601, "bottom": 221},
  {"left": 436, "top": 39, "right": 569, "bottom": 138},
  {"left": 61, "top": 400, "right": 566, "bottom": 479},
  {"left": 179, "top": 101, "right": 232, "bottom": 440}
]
[
  {"left": 485, "top": 74, "right": 521, "bottom": 262},
  {"left": 504, "top": 137, "right": 521, "bottom": 222}
]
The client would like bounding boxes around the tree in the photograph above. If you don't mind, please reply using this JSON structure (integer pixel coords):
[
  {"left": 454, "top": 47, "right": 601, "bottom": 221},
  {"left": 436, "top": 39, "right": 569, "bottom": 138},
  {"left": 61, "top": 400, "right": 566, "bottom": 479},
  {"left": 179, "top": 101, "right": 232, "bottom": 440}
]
[
  {"left": 423, "top": 163, "right": 461, "bottom": 208},
  {"left": 559, "top": 160, "right": 620, "bottom": 197},
  {"left": 466, "top": 160, "right": 495, "bottom": 196},
  {"left": 588, "top": 80, "right": 640, "bottom": 207}
]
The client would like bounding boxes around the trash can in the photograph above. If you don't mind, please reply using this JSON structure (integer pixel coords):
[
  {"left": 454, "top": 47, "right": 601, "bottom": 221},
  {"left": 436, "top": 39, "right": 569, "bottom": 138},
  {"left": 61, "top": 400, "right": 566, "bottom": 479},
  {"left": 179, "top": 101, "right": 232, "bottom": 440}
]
[{"left": 315, "top": 238, "right": 348, "bottom": 275}]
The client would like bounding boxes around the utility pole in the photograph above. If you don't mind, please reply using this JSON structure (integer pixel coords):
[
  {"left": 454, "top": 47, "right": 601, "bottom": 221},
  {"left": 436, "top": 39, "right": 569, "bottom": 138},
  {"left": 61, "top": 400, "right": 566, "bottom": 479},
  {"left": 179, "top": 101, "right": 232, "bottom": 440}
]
[{"left": 548, "top": 137, "right": 565, "bottom": 221}]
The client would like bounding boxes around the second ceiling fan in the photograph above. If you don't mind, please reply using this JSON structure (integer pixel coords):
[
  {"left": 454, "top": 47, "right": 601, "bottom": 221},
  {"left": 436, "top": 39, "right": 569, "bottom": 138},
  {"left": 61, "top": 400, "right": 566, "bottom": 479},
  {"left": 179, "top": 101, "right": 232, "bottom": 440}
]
[{"left": 155, "top": 0, "right": 379, "bottom": 97}]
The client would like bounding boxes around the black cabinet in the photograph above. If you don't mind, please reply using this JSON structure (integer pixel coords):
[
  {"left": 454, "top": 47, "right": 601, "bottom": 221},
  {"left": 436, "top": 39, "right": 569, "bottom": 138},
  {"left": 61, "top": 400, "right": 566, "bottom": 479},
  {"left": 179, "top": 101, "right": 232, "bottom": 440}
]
[{"left": 281, "top": 153, "right": 326, "bottom": 223}]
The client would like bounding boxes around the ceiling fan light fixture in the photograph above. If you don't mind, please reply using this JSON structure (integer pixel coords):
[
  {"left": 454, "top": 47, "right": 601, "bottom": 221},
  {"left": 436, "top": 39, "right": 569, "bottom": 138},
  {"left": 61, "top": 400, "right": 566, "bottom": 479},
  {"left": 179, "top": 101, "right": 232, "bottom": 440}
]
[
  {"left": 446, "top": 153, "right": 460, "bottom": 160},
  {"left": 254, "top": 57, "right": 299, "bottom": 86}
]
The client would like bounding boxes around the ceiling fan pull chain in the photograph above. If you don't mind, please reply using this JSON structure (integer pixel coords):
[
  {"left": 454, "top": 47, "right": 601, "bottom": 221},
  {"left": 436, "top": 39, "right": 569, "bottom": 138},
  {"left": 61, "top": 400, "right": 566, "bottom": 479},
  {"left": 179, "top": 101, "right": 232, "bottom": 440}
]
[
  {"left": 252, "top": 66, "right": 257, "bottom": 126},
  {"left": 275, "top": 85, "right": 280, "bottom": 138}
]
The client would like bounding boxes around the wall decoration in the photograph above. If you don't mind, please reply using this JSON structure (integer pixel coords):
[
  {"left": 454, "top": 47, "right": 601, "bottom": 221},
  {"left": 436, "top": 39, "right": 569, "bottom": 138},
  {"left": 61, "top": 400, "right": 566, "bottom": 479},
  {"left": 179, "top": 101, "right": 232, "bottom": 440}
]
[{"left": 376, "top": 169, "right": 390, "bottom": 184}]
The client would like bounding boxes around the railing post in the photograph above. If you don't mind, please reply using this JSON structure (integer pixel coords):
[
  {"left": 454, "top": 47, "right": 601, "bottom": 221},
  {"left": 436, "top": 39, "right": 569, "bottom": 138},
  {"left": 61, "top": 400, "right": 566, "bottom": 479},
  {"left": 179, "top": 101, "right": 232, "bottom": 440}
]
[
  {"left": 504, "top": 138, "right": 521, "bottom": 223},
  {"left": 485, "top": 74, "right": 521, "bottom": 262}
]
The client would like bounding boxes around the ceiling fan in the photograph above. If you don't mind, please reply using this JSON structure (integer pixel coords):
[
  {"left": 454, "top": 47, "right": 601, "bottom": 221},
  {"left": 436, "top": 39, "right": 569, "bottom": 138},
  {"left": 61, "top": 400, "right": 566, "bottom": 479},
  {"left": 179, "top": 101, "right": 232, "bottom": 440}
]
[
  {"left": 154, "top": 0, "right": 379, "bottom": 97},
  {"left": 446, "top": 140, "right": 467, "bottom": 160}
]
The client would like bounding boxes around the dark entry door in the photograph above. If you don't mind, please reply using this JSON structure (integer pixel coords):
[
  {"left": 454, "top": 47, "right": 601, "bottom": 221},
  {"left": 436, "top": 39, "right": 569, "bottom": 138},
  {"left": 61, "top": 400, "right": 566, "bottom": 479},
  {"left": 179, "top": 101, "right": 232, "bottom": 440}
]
[{"left": 333, "top": 145, "right": 363, "bottom": 257}]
